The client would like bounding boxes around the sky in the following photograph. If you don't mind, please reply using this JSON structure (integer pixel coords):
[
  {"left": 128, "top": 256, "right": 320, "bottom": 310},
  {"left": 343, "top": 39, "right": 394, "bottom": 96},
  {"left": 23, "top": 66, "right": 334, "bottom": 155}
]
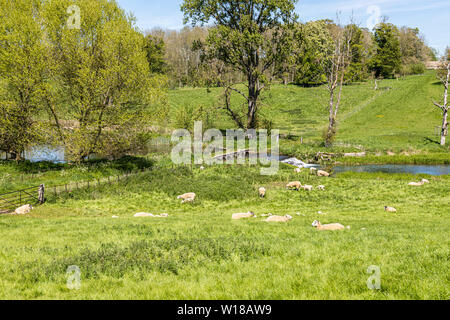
[{"left": 116, "top": 0, "right": 450, "bottom": 55}]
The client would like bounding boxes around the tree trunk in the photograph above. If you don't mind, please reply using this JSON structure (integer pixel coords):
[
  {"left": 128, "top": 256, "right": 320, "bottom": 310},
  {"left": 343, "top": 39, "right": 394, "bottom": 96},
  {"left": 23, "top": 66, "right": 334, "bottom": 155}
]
[
  {"left": 441, "top": 109, "right": 448, "bottom": 146},
  {"left": 247, "top": 75, "right": 259, "bottom": 129}
]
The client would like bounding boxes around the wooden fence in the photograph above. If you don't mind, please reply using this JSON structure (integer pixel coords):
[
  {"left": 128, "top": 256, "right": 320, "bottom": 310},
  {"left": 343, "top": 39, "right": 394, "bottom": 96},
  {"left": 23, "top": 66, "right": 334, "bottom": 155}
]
[{"left": 0, "top": 185, "right": 44, "bottom": 213}]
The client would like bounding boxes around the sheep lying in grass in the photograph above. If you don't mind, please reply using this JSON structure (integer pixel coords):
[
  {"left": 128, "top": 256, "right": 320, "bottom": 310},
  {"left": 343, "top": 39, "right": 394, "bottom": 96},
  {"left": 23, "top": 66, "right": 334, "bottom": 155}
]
[
  {"left": 300, "top": 185, "right": 313, "bottom": 191},
  {"left": 312, "top": 220, "right": 348, "bottom": 230},
  {"left": 408, "top": 181, "right": 424, "bottom": 186},
  {"left": 14, "top": 204, "right": 33, "bottom": 215},
  {"left": 421, "top": 179, "right": 430, "bottom": 184},
  {"left": 266, "top": 215, "right": 292, "bottom": 222},
  {"left": 134, "top": 212, "right": 154, "bottom": 217},
  {"left": 317, "top": 185, "right": 325, "bottom": 190},
  {"left": 294, "top": 167, "right": 301, "bottom": 173},
  {"left": 317, "top": 170, "right": 330, "bottom": 177},
  {"left": 384, "top": 206, "right": 397, "bottom": 213},
  {"left": 232, "top": 211, "right": 255, "bottom": 220},
  {"left": 259, "top": 187, "right": 266, "bottom": 198},
  {"left": 286, "top": 181, "right": 301, "bottom": 190},
  {"left": 177, "top": 192, "right": 196, "bottom": 203}
]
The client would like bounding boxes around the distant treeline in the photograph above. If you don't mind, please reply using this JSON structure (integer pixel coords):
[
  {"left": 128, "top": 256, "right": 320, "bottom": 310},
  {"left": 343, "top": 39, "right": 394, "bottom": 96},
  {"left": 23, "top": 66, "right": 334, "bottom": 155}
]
[{"left": 145, "top": 21, "right": 437, "bottom": 88}]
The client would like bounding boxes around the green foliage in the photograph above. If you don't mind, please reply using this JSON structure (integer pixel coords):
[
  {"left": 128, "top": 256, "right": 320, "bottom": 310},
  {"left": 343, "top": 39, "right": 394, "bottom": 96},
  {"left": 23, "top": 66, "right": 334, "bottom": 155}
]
[
  {"left": 143, "top": 35, "right": 168, "bottom": 74},
  {"left": 174, "top": 104, "right": 216, "bottom": 133},
  {"left": 370, "top": 23, "right": 402, "bottom": 79}
]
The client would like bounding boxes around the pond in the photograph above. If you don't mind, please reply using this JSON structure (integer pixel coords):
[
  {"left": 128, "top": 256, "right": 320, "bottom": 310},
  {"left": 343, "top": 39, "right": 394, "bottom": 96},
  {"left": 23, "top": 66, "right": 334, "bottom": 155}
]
[{"left": 331, "top": 164, "right": 450, "bottom": 176}]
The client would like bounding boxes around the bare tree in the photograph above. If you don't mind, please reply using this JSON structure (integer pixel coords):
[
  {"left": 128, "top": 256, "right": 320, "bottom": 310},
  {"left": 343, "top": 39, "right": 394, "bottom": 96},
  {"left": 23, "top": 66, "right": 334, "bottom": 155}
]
[
  {"left": 322, "top": 21, "right": 354, "bottom": 147},
  {"left": 433, "top": 59, "right": 449, "bottom": 146}
]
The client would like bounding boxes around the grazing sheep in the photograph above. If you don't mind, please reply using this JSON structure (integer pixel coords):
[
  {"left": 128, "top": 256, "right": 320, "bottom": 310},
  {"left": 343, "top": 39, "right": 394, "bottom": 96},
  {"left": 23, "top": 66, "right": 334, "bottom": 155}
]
[
  {"left": 258, "top": 187, "right": 266, "bottom": 198},
  {"left": 286, "top": 181, "right": 301, "bottom": 190},
  {"left": 232, "top": 211, "right": 255, "bottom": 220},
  {"left": 317, "top": 170, "right": 330, "bottom": 177},
  {"left": 384, "top": 206, "right": 397, "bottom": 213},
  {"left": 312, "top": 220, "right": 348, "bottom": 231},
  {"left": 177, "top": 192, "right": 196, "bottom": 203},
  {"left": 200, "top": 166, "right": 205, "bottom": 170},
  {"left": 408, "top": 181, "right": 424, "bottom": 186},
  {"left": 134, "top": 212, "right": 154, "bottom": 217},
  {"left": 421, "top": 179, "right": 430, "bottom": 184},
  {"left": 317, "top": 185, "right": 325, "bottom": 190},
  {"left": 294, "top": 167, "right": 301, "bottom": 173},
  {"left": 300, "top": 185, "right": 313, "bottom": 191},
  {"left": 14, "top": 204, "right": 33, "bottom": 215},
  {"left": 266, "top": 215, "right": 293, "bottom": 222}
]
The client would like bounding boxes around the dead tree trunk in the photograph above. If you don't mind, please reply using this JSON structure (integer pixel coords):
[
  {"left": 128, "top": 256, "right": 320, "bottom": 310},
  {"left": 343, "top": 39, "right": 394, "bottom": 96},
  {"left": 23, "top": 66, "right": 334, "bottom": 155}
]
[{"left": 433, "top": 62, "right": 449, "bottom": 146}]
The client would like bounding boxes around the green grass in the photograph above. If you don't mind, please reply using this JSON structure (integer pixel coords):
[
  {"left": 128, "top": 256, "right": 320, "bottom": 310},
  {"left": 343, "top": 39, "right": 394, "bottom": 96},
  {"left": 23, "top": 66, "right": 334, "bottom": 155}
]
[
  {"left": 0, "top": 162, "right": 448, "bottom": 299},
  {"left": 168, "top": 71, "right": 449, "bottom": 161}
]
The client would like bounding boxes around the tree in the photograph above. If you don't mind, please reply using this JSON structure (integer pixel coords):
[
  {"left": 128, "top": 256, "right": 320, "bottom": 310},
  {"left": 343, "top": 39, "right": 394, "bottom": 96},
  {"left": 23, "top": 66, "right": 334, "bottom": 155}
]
[
  {"left": 43, "top": 0, "right": 165, "bottom": 161},
  {"left": 143, "top": 34, "right": 168, "bottom": 74},
  {"left": 370, "top": 23, "right": 401, "bottom": 79},
  {"left": 321, "top": 22, "right": 355, "bottom": 147},
  {"left": 433, "top": 48, "right": 450, "bottom": 146},
  {"left": 0, "top": 0, "right": 48, "bottom": 160},
  {"left": 181, "top": 0, "right": 298, "bottom": 129}
]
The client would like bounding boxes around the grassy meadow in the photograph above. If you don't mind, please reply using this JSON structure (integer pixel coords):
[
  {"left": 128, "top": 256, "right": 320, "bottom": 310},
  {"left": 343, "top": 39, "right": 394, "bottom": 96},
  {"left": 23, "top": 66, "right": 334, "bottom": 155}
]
[{"left": 0, "top": 72, "right": 449, "bottom": 299}]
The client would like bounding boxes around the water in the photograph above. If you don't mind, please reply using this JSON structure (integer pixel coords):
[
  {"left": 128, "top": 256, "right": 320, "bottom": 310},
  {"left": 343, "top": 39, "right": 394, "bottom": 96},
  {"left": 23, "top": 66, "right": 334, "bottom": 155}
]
[{"left": 332, "top": 164, "right": 450, "bottom": 176}]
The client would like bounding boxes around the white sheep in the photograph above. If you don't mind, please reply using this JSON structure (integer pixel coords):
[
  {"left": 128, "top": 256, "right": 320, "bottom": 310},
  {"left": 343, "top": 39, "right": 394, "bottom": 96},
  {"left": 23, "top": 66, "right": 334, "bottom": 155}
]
[
  {"left": 312, "top": 220, "right": 348, "bottom": 231},
  {"left": 134, "top": 212, "right": 154, "bottom": 217},
  {"left": 258, "top": 187, "right": 266, "bottom": 198},
  {"left": 317, "top": 185, "right": 325, "bottom": 190},
  {"left": 300, "top": 185, "right": 313, "bottom": 191},
  {"left": 177, "top": 192, "right": 196, "bottom": 203},
  {"left": 14, "top": 204, "right": 33, "bottom": 215},
  {"left": 310, "top": 167, "right": 317, "bottom": 174},
  {"left": 408, "top": 181, "right": 424, "bottom": 186},
  {"left": 421, "top": 179, "right": 430, "bottom": 184},
  {"left": 266, "top": 215, "right": 293, "bottom": 222},
  {"left": 294, "top": 167, "right": 301, "bottom": 173},
  {"left": 232, "top": 211, "right": 255, "bottom": 220},
  {"left": 286, "top": 181, "right": 301, "bottom": 190},
  {"left": 384, "top": 206, "right": 397, "bottom": 213},
  {"left": 317, "top": 170, "right": 330, "bottom": 177}
]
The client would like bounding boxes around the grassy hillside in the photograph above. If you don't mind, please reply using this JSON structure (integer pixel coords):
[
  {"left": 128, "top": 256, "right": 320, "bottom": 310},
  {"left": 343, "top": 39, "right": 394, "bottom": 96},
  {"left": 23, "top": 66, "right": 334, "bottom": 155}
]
[
  {"left": 168, "top": 71, "right": 448, "bottom": 155},
  {"left": 0, "top": 162, "right": 448, "bottom": 299}
]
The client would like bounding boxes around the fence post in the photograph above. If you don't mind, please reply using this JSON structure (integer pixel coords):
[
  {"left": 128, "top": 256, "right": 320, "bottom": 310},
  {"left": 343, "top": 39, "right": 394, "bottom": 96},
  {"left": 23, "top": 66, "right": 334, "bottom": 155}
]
[{"left": 38, "top": 184, "right": 45, "bottom": 204}]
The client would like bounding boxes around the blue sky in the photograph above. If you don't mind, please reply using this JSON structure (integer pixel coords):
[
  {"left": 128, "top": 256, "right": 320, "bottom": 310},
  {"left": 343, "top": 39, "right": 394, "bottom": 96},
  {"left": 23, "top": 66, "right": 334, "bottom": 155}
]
[{"left": 116, "top": 0, "right": 449, "bottom": 55}]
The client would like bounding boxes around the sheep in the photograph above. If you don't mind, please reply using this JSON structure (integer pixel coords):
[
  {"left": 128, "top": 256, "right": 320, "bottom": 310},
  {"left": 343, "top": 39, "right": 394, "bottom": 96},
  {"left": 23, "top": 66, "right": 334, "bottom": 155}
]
[
  {"left": 384, "top": 206, "right": 397, "bottom": 213},
  {"left": 258, "top": 187, "right": 266, "bottom": 198},
  {"left": 300, "top": 185, "right": 313, "bottom": 191},
  {"left": 14, "top": 204, "right": 33, "bottom": 215},
  {"left": 134, "top": 212, "right": 154, "bottom": 217},
  {"left": 177, "top": 192, "right": 196, "bottom": 203},
  {"left": 317, "top": 185, "right": 325, "bottom": 190},
  {"left": 312, "top": 220, "right": 348, "bottom": 231},
  {"left": 408, "top": 181, "right": 424, "bottom": 186},
  {"left": 421, "top": 178, "right": 430, "bottom": 184},
  {"left": 266, "top": 215, "right": 293, "bottom": 222},
  {"left": 310, "top": 167, "right": 317, "bottom": 174},
  {"left": 317, "top": 170, "right": 330, "bottom": 177},
  {"left": 286, "top": 181, "right": 301, "bottom": 190},
  {"left": 112, "top": 215, "right": 119, "bottom": 219},
  {"left": 232, "top": 211, "right": 255, "bottom": 220},
  {"left": 199, "top": 166, "right": 205, "bottom": 170},
  {"left": 294, "top": 167, "right": 301, "bottom": 173}
]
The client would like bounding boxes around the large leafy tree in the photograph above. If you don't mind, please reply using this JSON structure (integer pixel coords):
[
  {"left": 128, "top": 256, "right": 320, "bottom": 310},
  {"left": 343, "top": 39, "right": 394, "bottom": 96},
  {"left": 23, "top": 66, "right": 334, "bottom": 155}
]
[
  {"left": 181, "top": 0, "right": 298, "bottom": 129},
  {"left": 370, "top": 23, "right": 402, "bottom": 79},
  {"left": 42, "top": 0, "right": 165, "bottom": 161},
  {"left": 0, "top": 0, "right": 48, "bottom": 159}
]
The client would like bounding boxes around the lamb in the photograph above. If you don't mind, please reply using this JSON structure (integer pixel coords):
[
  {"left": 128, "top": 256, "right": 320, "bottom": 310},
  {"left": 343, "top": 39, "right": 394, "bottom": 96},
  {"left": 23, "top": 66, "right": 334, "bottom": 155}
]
[
  {"left": 232, "top": 211, "right": 255, "bottom": 220},
  {"left": 421, "top": 179, "right": 430, "bottom": 184},
  {"left": 408, "top": 181, "right": 424, "bottom": 186},
  {"left": 258, "top": 187, "right": 266, "bottom": 198},
  {"left": 312, "top": 220, "right": 348, "bottom": 231},
  {"left": 134, "top": 212, "right": 154, "bottom": 217},
  {"left": 317, "top": 185, "right": 325, "bottom": 191},
  {"left": 384, "top": 206, "right": 397, "bottom": 213},
  {"left": 177, "top": 192, "right": 196, "bottom": 203},
  {"left": 317, "top": 170, "right": 330, "bottom": 177},
  {"left": 14, "top": 204, "right": 33, "bottom": 215},
  {"left": 286, "top": 181, "right": 301, "bottom": 190},
  {"left": 294, "top": 167, "right": 301, "bottom": 173},
  {"left": 266, "top": 215, "right": 293, "bottom": 222},
  {"left": 300, "top": 185, "right": 313, "bottom": 191}
]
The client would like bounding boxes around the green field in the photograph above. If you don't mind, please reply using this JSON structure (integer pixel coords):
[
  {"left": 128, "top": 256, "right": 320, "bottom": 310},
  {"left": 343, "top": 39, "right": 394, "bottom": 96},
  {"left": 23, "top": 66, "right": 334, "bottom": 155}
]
[{"left": 0, "top": 72, "right": 449, "bottom": 299}]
